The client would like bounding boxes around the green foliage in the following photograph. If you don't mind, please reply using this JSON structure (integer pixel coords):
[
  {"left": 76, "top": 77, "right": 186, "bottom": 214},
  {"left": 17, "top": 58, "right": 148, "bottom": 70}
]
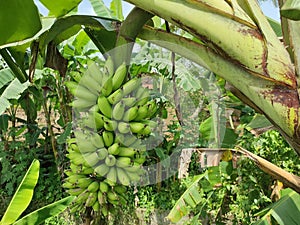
[
  {"left": 281, "top": 0, "right": 300, "bottom": 20},
  {"left": 40, "top": 0, "right": 82, "bottom": 17},
  {"left": 0, "top": 159, "right": 74, "bottom": 225},
  {"left": 1, "top": 159, "right": 40, "bottom": 224},
  {"left": 0, "top": 0, "right": 41, "bottom": 47},
  {"left": 254, "top": 188, "right": 300, "bottom": 225}
]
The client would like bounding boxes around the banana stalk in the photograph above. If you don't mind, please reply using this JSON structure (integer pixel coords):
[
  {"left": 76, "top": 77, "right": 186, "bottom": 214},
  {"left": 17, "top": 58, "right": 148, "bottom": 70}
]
[{"left": 124, "top": 0, "right": 300, "bottom": 155}]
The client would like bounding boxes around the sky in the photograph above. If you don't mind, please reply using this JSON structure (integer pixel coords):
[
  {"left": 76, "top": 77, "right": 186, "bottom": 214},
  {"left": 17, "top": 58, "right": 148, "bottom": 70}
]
[{"left": 34, "top": 0, "right": 280, "bottom": 21}]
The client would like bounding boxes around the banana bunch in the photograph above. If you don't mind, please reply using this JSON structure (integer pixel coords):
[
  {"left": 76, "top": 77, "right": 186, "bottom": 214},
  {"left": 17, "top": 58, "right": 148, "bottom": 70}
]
[
  {"left": 64, "top": 57, "right": 158, "bottom": 216},
  {"left": 64, "top": 140, "right": 128, "bottom": 215}
]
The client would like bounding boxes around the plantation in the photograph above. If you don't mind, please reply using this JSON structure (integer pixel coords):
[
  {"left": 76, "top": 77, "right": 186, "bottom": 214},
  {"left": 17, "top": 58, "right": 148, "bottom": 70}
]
[{"left": 0, "top": 0, "right": 300, "bottom": 224}]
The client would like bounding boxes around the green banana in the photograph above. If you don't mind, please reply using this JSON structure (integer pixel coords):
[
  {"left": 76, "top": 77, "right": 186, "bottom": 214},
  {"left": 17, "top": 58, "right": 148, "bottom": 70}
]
[
  {"left": 81, "top": 166, "right": 95, "bottom": 175},
  {"left": 144, "top": 101, "right": 157, "bottom": 118},
  {"left": 124, "top": 162, "right": 142, "bottom": 173},
  {"left": 134, "top": 154, "right": 147, "bottom": 164},
  {"left": 112, "top": 62, "right": 127, "bottom": 91},
  {"left": 112, "top": 100, "right": 125, "bottom": 121},
  {"left": 88, "top": 181, "right": 100, "bottom": 192},
  {"left": 104, "top": 56, "right": 114, "bottom": 77},
  {"left": 122, "top": 77, "right": 141, "bottom": 96},
  {"left": 106, "top": 167, "right": 117, "bottom": 184},
  {"left": 101, "top": 203, "right": 108, "bottom": 216},
  {"left": 117, "top": 122, "right": 131, "bottom": 134},
  {"left": 122, "top": 97, "right": 137, "bottom": 107},
  {"left": 97, "top": 95, "right": 112, "bottom": 118},
  {"left": 86, "top": 61, "right": 105, "bottom": 86},
  {"left": 65, "top": 81, "right": 78, "bottom": 95},
  {"left": 64, "top": 169, "right": 74, "bottom": 176},
  {"left": 77, "top": 177, "right": 93, "bottom": 189},
  {"left": 118, "top": 147, "right": 136, "bottom": 158},
  {"left": 97, "top": 148, "right": 109, "bottom": 160},
  {"left": 129, "top": 122, "right": 146, "bottom": 134},
  {"left": 123, "top": 106, "right": 138, "bottom": 121},
  {"left": 90, "top": 133, "right": 105, "bottom": 148},
  {"left": 70, "top": 164, "right": 83, "bottom": 174},
  {"left": 69, "top": 143, "right": 79, "bottom": 153},
  {"left": 108, "top": 143, "right": 120, "bottom": 155},
  {"left": 81, "top": 115, "right": 97, "bottom": 130},
  {"left": 118, "top": 195, "right": 127, "bottom": 206},
  {"left": 103, "top": 119, "right": 118, "bottom": 132},
  {"left": 85, "top": 191, "right": 98, "bottom": 207},
  {"left": 103, "top": 178, "right": 116, "bottom": 187},
  {"left": 107, "top": 190, "right": 118, "bottom": 201},
  {"left": 99, "top": 181, "right": 109, "bottom": 193},
  {"left": 93, "top": 112, "right": 105, "bottom": 129},
  {"left": 62, "top": 182, "right": 75, "bottom": 189},
  {"left": 105, "top": 154, "right": 117, "bottom": 167},
  {"left": 75, "top": 131, "right": 97, "bottom": 153},
  {"left": 74, "top": 85, "right": 98, "bottom": 102},
  {"left": 140, "top": 125, "right": 151, "bottom": 136},
  {"left": 65, "top": 174, "right": 86, "bottom": 184},
  {"left": 66, "top": 151, "right": 84, "bottom": 165},
  {"left": 71, "top": 98, "right": 95, "bottom": 110},
  {"left": 134, "top": 104, "right": 149, "bottom": 121},
  {"left": 92, "top": 201, "right": 100, "bottom": 212},
  {"left": 80, "top": 74, "right": 101, "bottom": 96},
  {"left": 107, "top": 88, "right": 124, "bottom": 105},
  {"left": 116, "top": 168, "right": 131, "bottom": 186},
  {"left": 98, "top": 189, "right": 106, "bottom": 204},
  {"left": 115, "top": 134, "right": 137, "bottom": 147},
  {"left": 102, "top": 131, "right": 114, "bottom": 147},
  {"left": 102, "top": 76, "right": 113, "bottom": 97},
  {"left": 69, "top": 71, "right": 82, "bottom": 83},
  {"left": 66, "top": 188, "right": 85, "bottom": 196},
  {"left": 116, "top": 156, "right": 132, "bottom": 168},
  {"left": 94, "top": 163, "right": 110, "bottom": 176},
  {"left": 113, "top": 185, "right": 127, "bottom": 194},
  {"left": 83, "top": 152, "right": 99, "bottom": 167}
]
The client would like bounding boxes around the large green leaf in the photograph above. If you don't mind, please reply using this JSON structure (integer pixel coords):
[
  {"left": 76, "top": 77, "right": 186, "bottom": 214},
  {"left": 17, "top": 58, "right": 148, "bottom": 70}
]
[
  {"left": 167, "top": 172, "right": 206, "bottom": 223},
  {"left": 267, "top": 17, "right": 282, "bottom": 37},
  {"left": 254, "top": 188, "right": 300, "bottom": 225},
  {"left": 13, "top": 196, "right": 75, "bottom": 225},
  {"left": 0, "top": 78, "right": 30, "bottom": 115},
  {"left": 0, "top": 68, "right": 14, "bottom": 89},
  {"left": 281, "top": 0, "right": 300, "bottom": 20},
  {"left": 110, "top": 0, "right": 124, "bottom": 20},
  {"left": 84, "top": 28, "right": 117, "bottom": 54},
  {"left": 0, "top": 159, "right": 40, "bottom": 225},
  {"left": 89, "top": 0, "right": 112, "bottom": 18},
  {"left": 40, "top": 0, "right": 82, "bottom": 17},
  {"left": 0, "top": 0, "right": 41, "bottom": 47},
  {"left": 41, "top": 15, "right": 118, "bottom": 48},
  {"left": 246, "top": 114, "right": 273, "bottom": 130}
]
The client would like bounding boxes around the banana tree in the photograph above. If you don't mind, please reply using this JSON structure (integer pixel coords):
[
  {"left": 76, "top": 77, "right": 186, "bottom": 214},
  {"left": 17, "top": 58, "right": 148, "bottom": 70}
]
[{"left": 122, "top": 0, "right": 300, "bottom": 156}]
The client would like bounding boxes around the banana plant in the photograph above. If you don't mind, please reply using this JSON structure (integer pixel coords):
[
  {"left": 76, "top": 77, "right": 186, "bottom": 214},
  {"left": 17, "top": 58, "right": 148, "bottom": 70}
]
[
  {"left": 122, "top": 0, "right": 300, "bottom": 157},
  {"left": 0, "top": 159, "right": 75, "bottom": 225}
]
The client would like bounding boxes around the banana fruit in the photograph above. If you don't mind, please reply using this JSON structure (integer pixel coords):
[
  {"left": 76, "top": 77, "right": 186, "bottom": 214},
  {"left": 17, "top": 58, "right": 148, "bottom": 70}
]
[{"left": 64, "top": 58, "right": 159, "bottom": 216}]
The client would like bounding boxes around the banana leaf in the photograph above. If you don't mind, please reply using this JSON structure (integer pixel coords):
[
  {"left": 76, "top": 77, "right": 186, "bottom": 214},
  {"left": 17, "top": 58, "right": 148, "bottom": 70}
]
[
  {"left": 0, "top": 0, "right": 41, "bottom": 47},
  {"left": 39, "top": 0, "right": 82, "bottom": 18},
  {"left": 281, "top": 0, "right": 300, "bottom": 20},
  {"left": 254, "top": 188, "right": 300, "bottom": 225},
  {"left": 13, "top": 196, "right": 75, "bottom": 225},
  {"left": 89, "top": 0, "right": 113, "bottom": 18},
  {"left": 110, "top": 0, "right": 124, "bottom": 20},
  {"left": 0, "top": 159, "right": 40, "bottom": 225},
  {"left": 166, "top": 172, "right": 206, "bottom": 223},
  {"left": 0, "top": 78, "right": 30, "bottom": 115}
]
